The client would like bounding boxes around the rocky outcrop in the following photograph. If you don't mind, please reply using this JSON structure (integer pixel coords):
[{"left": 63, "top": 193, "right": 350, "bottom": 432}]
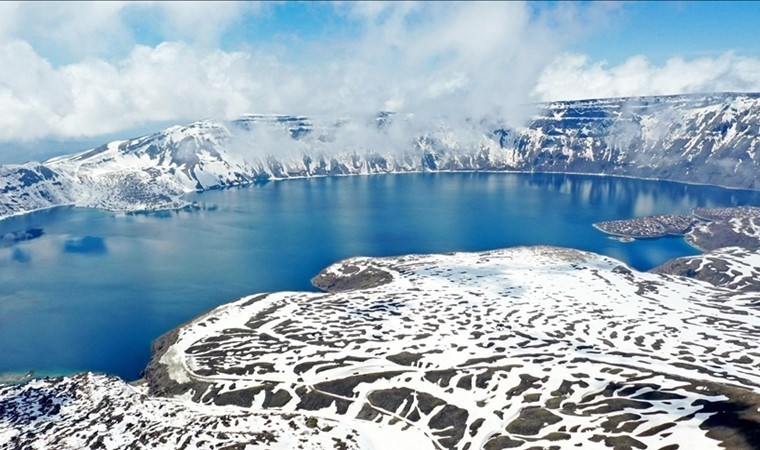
[
  {"left": 652, "top": 246, "right": 760, "bottom": 292},
  {"left": 687, "top": 207, "right": 760, "bottom": 250},
  {"left": 593, "top": 214, "right": 697, "bottom": 238},
  {"left": 594, "top": 205, "right": 760, "bottom": 251}
]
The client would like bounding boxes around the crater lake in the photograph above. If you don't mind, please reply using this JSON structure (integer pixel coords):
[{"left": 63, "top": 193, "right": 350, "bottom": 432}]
[{"left": 2, "top": 172, "right": 760, "bottom": 380}]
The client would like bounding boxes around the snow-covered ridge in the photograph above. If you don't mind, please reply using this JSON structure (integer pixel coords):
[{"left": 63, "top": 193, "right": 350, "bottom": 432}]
[
  {"left": 2, "top": 92, "right": 760, "bottom": 220},
  {"left": 653, "top": 246, "right": 760, "bottom": 291},
  {"left": 4, "top": 246, "right": 760, "bottom": 449}
]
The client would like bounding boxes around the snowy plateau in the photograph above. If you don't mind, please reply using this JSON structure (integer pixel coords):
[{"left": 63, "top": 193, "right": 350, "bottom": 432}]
[
  {"left": 2, "top": 92, "right": 760, "bottom": 221},
  {"left": 3, "top": 246, "right": 760, "bottom": 449}
]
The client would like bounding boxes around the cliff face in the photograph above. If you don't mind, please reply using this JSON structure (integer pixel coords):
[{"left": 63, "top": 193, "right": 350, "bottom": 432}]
[
  {"left": 517, "top": 93, "right": 760, "bottom": 187},
  {"left": 2, "top": 93, "right": 760, "bottom": 220}
]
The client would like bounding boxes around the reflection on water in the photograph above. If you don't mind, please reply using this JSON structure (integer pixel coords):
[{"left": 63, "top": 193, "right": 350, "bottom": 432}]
[
  {"left": 1, "top": 172, "right": 759, "bottom": 380},
  {"left": 11, "top": 248, "right": 30, "bottom": 263},
  {"left": 1, "top": 228, "right": 44, "bottom": 247},
  {"left": 63, "top": 236, "right": 108, "bottom": 254}
]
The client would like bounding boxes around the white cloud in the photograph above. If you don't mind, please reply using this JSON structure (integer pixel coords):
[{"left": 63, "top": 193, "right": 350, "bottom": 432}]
[
  {"left": 3, "top": 1, "right": 759, "bottom": 152},
  {"left": 314, "top": 2, "right": 570, "bottom": 125},
  {"left": 154, "top": 1, "right": 261, "bottom": 47},
  {"left": 0, "top": 2, "right": 613, "bottom": 146},
  {"left": 0, "top": 41, "right": 277, "bottom": 141},
  {"left": 534, "top": 52, "right": 760, "bottom": 101},
  {"left": 2, "top": 2, "right": 134, "bottom": 62}
]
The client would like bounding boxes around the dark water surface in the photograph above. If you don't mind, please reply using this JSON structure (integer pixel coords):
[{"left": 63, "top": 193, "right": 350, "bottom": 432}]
[{"left": 2, "top": 172, "right": 760, "bottom": 380}]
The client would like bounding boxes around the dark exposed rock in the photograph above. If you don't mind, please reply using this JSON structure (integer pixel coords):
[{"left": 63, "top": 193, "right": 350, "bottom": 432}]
[
  {"left": 653, "top": 247, "right": 760, "bottom": 291},
  {"left": 687, "top": 216, "right": 760, "bottom": 251},
  {"left": 596, "top": 205, "right": 760, "bottom": 252},
  {"left": 386, "top": 351, "right": 424, "bottom": 366},
  {"left": 505, "top": 407, "right": 562, "bottom": 435},
  {"left": 484, "top": 435, "right": 524, "bottom": 449},
  {"left": 594, "top": 214, "right": 697, "bottom": 238},
  {"left": 312, "top": 263, "right": 394, "bottom": 292},
  {"left": 694, "top": 382, "right": 760, "bottom": 450}
]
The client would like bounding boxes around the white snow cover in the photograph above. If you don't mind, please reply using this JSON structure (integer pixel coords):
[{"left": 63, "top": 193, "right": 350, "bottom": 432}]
[
  {"left": 0, "top": 372, "right": 365, "bottom": 449},
  {"left": 5, "top": 246, "right": 759, "bottom": 449}
]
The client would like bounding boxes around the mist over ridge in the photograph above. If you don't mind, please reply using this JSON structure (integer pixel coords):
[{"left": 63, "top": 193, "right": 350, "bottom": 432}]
[{"left": 1, "top": 91, "right": 759, "bottom": 222}]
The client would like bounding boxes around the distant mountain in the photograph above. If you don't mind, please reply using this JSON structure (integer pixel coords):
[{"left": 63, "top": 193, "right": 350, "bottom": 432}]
[{"left": 2, "top": 93, "right": 760, "bottom": 220}]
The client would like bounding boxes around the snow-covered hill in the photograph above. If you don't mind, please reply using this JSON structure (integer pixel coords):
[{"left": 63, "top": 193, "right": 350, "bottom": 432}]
[
  {"left": 3, "top": 246, "right": 760, "bottom": 449},
  {"left": 1, "top": 93, "right": 760, "bottom": 220},
  {"left": 0, "top": 372, "right": 365, "bottom": 449},
  {"left": 653, "top": 246, "right": 760, "bottom": 291}
]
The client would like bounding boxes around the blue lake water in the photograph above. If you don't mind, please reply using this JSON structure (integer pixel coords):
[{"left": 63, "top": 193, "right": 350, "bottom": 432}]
[{"left": 2, "top": 172, "right": 760, "bottom": 380}]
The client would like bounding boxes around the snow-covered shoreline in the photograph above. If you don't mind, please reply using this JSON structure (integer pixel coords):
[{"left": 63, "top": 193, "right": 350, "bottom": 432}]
[{"left": 4, "top": 245, "right": 760, "bottom": 449}]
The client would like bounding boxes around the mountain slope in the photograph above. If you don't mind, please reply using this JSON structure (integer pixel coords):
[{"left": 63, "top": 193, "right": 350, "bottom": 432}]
[
  {"left": 0, "top": 163, "right": 77, "bottom": 220},
  {"left": 0, "top": 372, "right": 366, "bottom": 449},
  {"left": 1, "top": 92, "right": 760, "bottom": 220},
  {"left": 653, "top": 246, "right": 760, "bottom": 291},
  {"left": 3, "top": 246, "right": 760, "bottom": 449}
]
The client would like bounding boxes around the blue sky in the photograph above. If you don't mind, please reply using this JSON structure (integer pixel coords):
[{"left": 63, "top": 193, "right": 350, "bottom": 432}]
[
  {"left": 0, "top": 1, "right": 759, "bottom": 162},
  {"left": 576, "top": 1, "right": 760, "bottom": 65},
  {"left": 21, "top": 2, "right": 760, "bottom": 68}
]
